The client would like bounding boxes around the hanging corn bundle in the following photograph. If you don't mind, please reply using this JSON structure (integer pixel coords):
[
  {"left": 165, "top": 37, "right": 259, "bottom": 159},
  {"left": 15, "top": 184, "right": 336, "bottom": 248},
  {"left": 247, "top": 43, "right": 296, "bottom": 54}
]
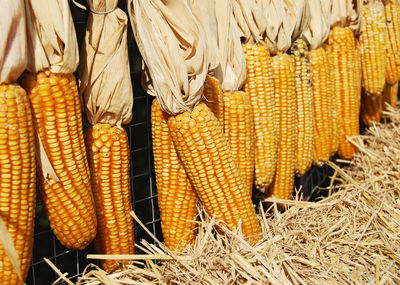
[
  {"left": 383, "top": 0, "right": 400, "bottom": 84},
  {"left": 326, "top": 0, "right": 362, "bottom": 159},
  {"left": 79, "top": 0, "right": 134, "bottom": 272},
  {"left": 128, "top": 0, "right": 261, "bottom": 244},
  {"left": 0, "top": 1, "right": 35, "bottom": 284},
  {"left": 233, "top": 0, "right": 277, "bottom": 192},
  {"left": 304, "top": 0, "right": 333, "bottom": 166},
  {"left": 263, "top": 0, "right": 297, "bottom": 201},
  {"left": 359, "top": 0, "right": 387, "bottom": 95},
  {"left": 22, "top": 0, "right": 97, "bottom": 250}
]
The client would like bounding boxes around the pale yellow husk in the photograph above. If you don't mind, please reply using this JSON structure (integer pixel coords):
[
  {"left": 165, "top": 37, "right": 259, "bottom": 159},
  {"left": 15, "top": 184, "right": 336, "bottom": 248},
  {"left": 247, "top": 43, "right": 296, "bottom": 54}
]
[
  {"left": 127, "top": 0, "right": 208, "bottom": 115},
  {"left": 0, "top": 0, "right": 27, "bottom": 83},
  {"left": 79, "top": 0, "right": 133, "bottom": 128}
]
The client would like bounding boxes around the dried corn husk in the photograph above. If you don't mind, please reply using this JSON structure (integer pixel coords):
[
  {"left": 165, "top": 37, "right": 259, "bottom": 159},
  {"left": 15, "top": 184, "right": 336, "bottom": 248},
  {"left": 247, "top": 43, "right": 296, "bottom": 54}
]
[
  {"left": 79, "top": 0, "right": 133, "bottom": 128},
  {"left": 127, "top": 0, "right": 208, "bottom": 115},
  {"left": 303, "top": 0, "right": 331, "bottom": 49},
  {"left": 232, "top": 0, "right": 266, "bottom": 43},
  {"left": 189, "top": 0, "right": 219, "bottom": 73},
  {"left": 285, "top": 0, "right": 311, "bottom": 41},
  {"left": 214, "top": 0, "right": 247, "bottom": 92},
  {"left": 330, "top": 0, "right": 362, "bottom": 34},
  {"left": 264, "top": 0, "right": 291, "bottom": 54},
  {"left": 0, "top": 0, "right": 27, "bottom": 83},
  {"left": 24, "top": 0, "right": 79, "bottom": 74}
]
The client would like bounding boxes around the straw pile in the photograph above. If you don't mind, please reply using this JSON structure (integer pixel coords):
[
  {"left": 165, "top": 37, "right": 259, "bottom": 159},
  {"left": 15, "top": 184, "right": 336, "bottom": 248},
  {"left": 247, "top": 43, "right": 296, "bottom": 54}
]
[{"left": 56, "top": 105, "right": 400, "bottom": 284}]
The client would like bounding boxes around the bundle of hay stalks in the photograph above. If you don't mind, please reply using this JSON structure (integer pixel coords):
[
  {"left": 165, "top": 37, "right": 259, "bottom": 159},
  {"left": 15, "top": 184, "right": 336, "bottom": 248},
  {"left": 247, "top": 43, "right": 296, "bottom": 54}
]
[{"left": 53, "top": 105, "right": 400, "bottom": 284}]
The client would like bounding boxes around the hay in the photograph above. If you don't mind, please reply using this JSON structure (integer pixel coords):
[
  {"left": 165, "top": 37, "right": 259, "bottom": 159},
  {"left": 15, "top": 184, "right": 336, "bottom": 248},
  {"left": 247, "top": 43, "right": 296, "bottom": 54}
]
[{"left": 56, "top": 106, "right": 400, "bottom": 284}]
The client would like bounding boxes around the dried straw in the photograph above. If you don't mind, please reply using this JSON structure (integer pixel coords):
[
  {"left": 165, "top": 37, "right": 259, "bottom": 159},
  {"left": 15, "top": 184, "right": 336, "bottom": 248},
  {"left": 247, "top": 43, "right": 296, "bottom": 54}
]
[{"left": 50, "top": 106, "right": 400, "bottom": 284}]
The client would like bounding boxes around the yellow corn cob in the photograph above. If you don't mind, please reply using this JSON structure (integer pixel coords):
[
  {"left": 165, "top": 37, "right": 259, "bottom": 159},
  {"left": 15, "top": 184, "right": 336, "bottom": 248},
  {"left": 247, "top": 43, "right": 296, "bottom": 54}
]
[
  {"left": 270, "top": 54, "right": 296, "bottom": 201},
  {"left": 242, "top": 42, "right": 277, "bottom": 190},
  {"left": 327, "top": 27, "right": 359, "bottom": 159},
  {"left": 325, "top": 44, "right": 341, "bottom": 156},
  {"left": 168, "top": 103, "right": 261, "bottom": 243},
  {"left": 85, "top": 123, "right": 134, "bottom": 272},
  {"left": 222, "top": 91, "right": 255, "bottom": 195},
  {"left": 361, "top": 92, "right": 382, "bottom": 126},
  {"left": 354, "top": 39, "right": 362, "bottom": 112},
  {"left": 151, "top": 99, "right": 198, "bottom": 251},
  {"left": 383, "top": 0, "right": 400, "bottom": 84},
  {"left": 204, "top": 75, "right": 224, "bottom": 123},
  {"left": 310, "top": 47, "right": 332, "bottom": 164},
  {"left": 0, "top": 84, "right": 36, "bottom": 284},
  {"left": 291, "top": 39, "right": 314, "bottom": 175},
  {"left": 382, "top": 82, "right": 398, "bottom": 109},
  {"left": 21, "top": 70, "right": 97, "bottom": 249},
  {"left": 360, "top": 1, "right": 387, "bottom": 95}
]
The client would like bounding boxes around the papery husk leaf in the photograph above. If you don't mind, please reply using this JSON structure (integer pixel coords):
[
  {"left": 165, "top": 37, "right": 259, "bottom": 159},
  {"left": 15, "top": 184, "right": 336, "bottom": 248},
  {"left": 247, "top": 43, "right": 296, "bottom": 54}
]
[
  {"left": 127, "top": 0, "right": 208, "bottom": 115},
  {"left": 330, "top": 0, "right": 361, "bottom": 33},
  {"left": 264, "top": 0, "right": 292, "bottom": 54},
  {"left": 303, "top": 0, "right": 331, "bottom": 49},
  {"left": 79, "top": 0, "right": 133, "bottom": 128},
  {"left": 24, "top": 0, "right": 79, "bottom": 74},
  {"left": 214, "top": 0, "right": 247, "bottom": 92},
  {"left": 189, "top": 0, "right": 219, "bottom": 73},
  {"left": 0, "top": 0, "right": 27, "bottom": 83},
  {"left": 284, "top": 0, "right": 311, "bottom": 41},
  {"left": 232, "top": 0, "right": 264, "bottom": 44}
]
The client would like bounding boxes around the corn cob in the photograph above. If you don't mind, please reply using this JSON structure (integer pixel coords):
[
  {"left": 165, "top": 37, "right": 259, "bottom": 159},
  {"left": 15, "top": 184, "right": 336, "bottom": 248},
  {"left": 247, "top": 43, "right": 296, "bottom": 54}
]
[
  {"left": 310, "top": 47, "right": 332, "bottom": 164},
  {"left": 383, "top": 0, "right": 400, "bottom": 84},
  {"left": 168, "top": 103, "right": 261, "bottom": 243},
  {"left": 21, "top": 70, "right": 97, "bottom": 249},
  {"left": 242, "top": 42, "right": 277, "bottom": 190},
  {"left": 204, "top": 75, "right": 224, "bottom": 123},
  {"left": 327, "top": 27, "right": 359, "bottom": 159},
  {"left": 151, "top": 99, "right": 198, "bottom": 251},
  {"left": 360, "top": 1, "right": 387, "bottom": 95},
  {"left": 270, "top": 54, "right": 296, "bottom": 200},
  {"left": 85, "top": 123, "right": 134, "bottom": 272},
  {"left": 361, "top": 92, "right": 382, "bottom": 126},
  {"left": 382, "top": 82, "right": 398, "bottom": 109},
  {"left": 222, "top": 91, "right": 255, "bottom": 195},
  {"left": 354, "top": 39, "right": 362, "bottom": 112},
  {"left": 325, "top": 44, "right": 341, "bottom": 156},
  {"left": 290, "top": 39, "right": 314, "bottom": 175},
  {"left": 0, "top": 84, "right": 36, "bottom": 284}
]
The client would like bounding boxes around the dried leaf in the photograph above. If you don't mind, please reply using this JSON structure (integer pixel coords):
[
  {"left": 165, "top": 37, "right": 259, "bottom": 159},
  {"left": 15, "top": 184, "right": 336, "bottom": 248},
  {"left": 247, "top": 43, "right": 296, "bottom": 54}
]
[
  {"left": 79, "top": 0, "right": 133, "bottom": 127},
  {"left": 25, "top": 0, "right": 79, "bottom": 74},
  {"left": 0, "top": 0, "right": 27, "bottom": 83},
  {"left": 214, "top": 0, "right": 246, "bottom": 92}
]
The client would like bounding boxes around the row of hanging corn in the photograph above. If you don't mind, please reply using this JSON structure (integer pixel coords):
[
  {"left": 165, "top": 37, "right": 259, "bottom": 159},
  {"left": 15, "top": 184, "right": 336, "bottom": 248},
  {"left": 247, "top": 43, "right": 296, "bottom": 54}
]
[{"left": 148, "top": 0, "right": 400, "bottom": 254}]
